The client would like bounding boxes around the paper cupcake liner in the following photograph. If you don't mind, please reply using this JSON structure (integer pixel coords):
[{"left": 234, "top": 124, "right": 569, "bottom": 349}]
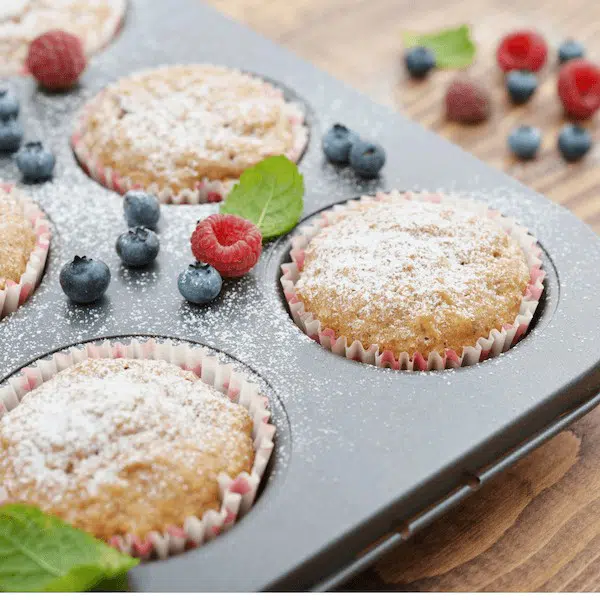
[
  {"left": 0, "top": 338, "right": 276, "bottom": 559},
  {"left": 70, "top": 70, "right": 309, "bottom": 205},
  {"left": 0, "top": 184, "right": 51, "bottom": 320},
  {"left": 281, "top": 190, "right": 546, "bottom": 371}
]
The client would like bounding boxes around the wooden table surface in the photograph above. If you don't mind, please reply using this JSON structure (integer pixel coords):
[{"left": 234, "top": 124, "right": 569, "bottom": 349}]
[{"left": 207, "top": 0, "right": 600, "bottom": 591}]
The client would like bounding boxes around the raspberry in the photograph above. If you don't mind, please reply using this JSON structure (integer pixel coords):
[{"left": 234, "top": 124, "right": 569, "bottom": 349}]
[
  {"left": 496, "top": 30, "right": 547, "bottom": 72},
  {"left": 25, "top": 30, "right": 87, "bottom": 90},
  {"left": 557, "top": 59, "right": 600, "bottom": 119},
  {"left": 445, "top": 78, "right": 491, "bottom": 124},
  {"left": 191, "top": 214, "right": 262, "bottom": 278}
]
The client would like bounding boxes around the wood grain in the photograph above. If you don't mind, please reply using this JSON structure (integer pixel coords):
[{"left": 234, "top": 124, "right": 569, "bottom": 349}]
[
  {"left": 342, "top": 413, "right": 600, "bottom": 592},
  {"left": 206, "top": 0, "right": 600, "bottom": 591}
]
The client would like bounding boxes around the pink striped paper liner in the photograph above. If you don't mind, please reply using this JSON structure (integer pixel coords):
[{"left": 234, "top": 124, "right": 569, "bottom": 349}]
[
  {"left": 280, "top": 190, "right": 546, "bottom": 371},
  {"left": 70, "top": 67, "right": 308, "bottom": 205},
  {"left": 0, "top": 184, "right": 51, "bottom": 320},
  {"left": 0, "top": 338, "right": 275, "bottom": 560}
]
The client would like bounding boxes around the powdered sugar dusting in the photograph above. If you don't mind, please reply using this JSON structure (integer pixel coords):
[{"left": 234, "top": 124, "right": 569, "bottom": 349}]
[
  {"left": 295, "top": 191, "right": 530, "bottom": 357},
  {"left": 74, "top": 65, "right": 308, "bottom": 196},
  {"left": 0, "top": 358, "right": 253, "bottom": 503},
  {"left": 0, "top": 188, "right": 36, "bottom": 288}
]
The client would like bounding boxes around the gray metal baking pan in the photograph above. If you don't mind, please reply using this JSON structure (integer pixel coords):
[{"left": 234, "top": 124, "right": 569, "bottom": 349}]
[{"left": 0, "top": 0, "right": 599, "bottom": 591}]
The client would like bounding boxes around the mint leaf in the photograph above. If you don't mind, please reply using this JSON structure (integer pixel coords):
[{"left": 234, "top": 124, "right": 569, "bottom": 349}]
[
  {"left": 403, "top": 25, "right": 476, "bottom": 69},
  {"left": 0, "top": 504, "right": 139, "bottom": 592},
  {"left": 92, "top": 572, "right": 130, "bottom": 591},
  {"left": 220, "top": 155, "right": 304, "bottom": 240}
]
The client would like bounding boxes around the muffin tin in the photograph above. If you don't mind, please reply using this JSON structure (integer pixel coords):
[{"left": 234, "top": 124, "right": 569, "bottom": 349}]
[{"left": 1, "top": 0, "right": 599, "bottom": 591}]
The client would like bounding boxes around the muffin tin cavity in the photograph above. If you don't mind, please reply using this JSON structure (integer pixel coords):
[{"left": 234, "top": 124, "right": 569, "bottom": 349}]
[
  {"left": 277, "top": 191, "right": 547, "bottom": 371},
  {"left": 0, "top": 336, "right": 290, "bottom": 560}
]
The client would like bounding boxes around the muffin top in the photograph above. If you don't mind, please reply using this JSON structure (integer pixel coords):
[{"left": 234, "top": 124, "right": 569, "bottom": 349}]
[
  {"left": 0, "top": 0, "right": 126, "bottom": 75},
  {"left": 0, "top": 358, "right": 254, "bottom": 540},
  {"left": 295, "top": 194, "right": 530, "bottom": 358},
  {"left": 74, "top": 65, "right": 306, "bottom": 193},
  {"left": 0, "top": 190, "right": 36, "bottom": 290}
]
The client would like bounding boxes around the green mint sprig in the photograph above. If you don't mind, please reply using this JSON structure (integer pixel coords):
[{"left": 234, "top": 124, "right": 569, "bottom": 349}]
[
  {"left": 220, "top": 155, "right": 304, "bottom": 240},
  {"left": 403, "top": 25, "right": 476, "bottom": 68},
  {"left": 0, "top": 504, "right": 139, "bottom": 592}
]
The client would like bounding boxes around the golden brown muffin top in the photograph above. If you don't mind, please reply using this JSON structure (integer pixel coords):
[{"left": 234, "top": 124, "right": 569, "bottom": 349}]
[
  {"left": 295, "top": 194, "right": 530, "bottom": 358},
  {"left": 0, "top": 358, "right": 254, "bottom": 540},
  {"left": 76, "top": 65, "right": 306, "bottom": 192},
  {"left": 0, "top": 191, "right": 36, "bottom": 290}
]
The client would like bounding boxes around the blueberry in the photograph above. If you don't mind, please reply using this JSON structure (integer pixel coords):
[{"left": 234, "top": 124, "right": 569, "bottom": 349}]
[
  {"left": 405, "top": 46, "right": 436, "bottom": 78},
  {"left": 123, "top": 190, "right": 160, "bottom": 229},
  {"left": 322, "top": 123, "right": 359, "bottom": 164},
  {"left": 116, "top": 226, "right": 160, "bottom": 267},
  {"left": 349, "top": 140, "right": 386, "bottom": 178},
  {"left": 15, "top": 141, "right": 55, "bottom": 181},
  {"left": 508, "top": 125, "right": 541, "bottom": 160},
  {"left": 506, "top": 70, "right": 537, "bottom": 104},
  {"left": 0, "top": 87, "right": 19, "bottom": 119},
  {"left": 59, "top": 256, "right": 111, "bottom": 304},
  {"left": 178, "top": 262, "right": 222, "bottom": 305},
  {"left": 558, "top": 40, "right": 585, "bottom": 64},
  {"left": 558, "top": 124, "right": 592, "bottom": 162},
  {"left": 0, "top": 117, "right": 23, "bottom": 153}
]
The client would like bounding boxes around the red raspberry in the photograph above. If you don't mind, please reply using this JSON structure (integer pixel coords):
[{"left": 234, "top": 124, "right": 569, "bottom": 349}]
[
  {"left": 191, "top": 214, "right": 262, "bottom": 278},
  {"left": 558, "top": 59, "right": 600, "bottom": 119},
  {"left": 496, "top": 30, "right": 547, "bottom": 72},
  {"left": 26, "top": 30, "right": 87, "bottom": 90},
  {"left": 445, "top": 78, "right": 491, "bottom": 124}
]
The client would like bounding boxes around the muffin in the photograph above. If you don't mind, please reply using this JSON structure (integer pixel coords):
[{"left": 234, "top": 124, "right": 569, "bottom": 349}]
[
  {"left": 0, "top": 358, "right": 256, "bottom": 541},
  {"left": 0, "top": 0, "right": 126, "bottom": 75},
  {"left": 0, "top": 185, "right": 51, "bottom": 318},
  {"left": 71, "top": 64, "right": 308, "bottom": 204},
  {"left": 0, "top": 198, "right": 36, "bottom": 290},
  {"left": 281, "top": 191, "right": 545, "bottom": 369}
]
